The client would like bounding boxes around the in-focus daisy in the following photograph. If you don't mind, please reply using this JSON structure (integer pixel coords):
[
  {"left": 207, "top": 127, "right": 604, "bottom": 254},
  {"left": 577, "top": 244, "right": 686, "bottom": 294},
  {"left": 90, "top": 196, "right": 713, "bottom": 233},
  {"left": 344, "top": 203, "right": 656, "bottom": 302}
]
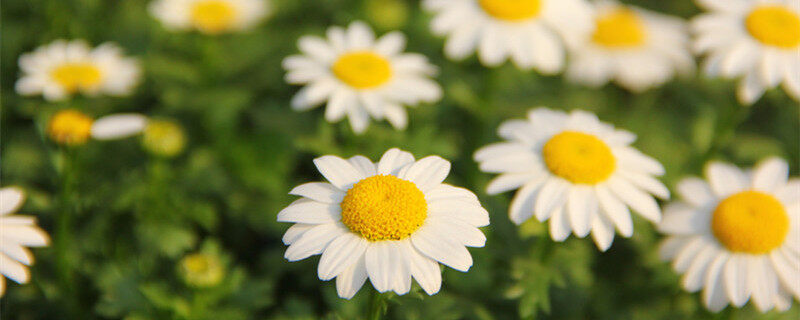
[
  {"left": 692, "top": 0, "right": 800, "bottom": 104},
  {"left": 0, "top": 187, "right": 50, "bottom": 296},
  {"left": 15, "top": 40, "right": 140, "bottom": 101},
  {"left": 659, "top": 158, "right": 799, "bottom": 312},
  {"left": 283, "top": 22, "right": 441, "bottom": 134},
  {"left": 47, "top": 109, "right": 149, "bottom": 146},
  {"left": 422, "top": 0, "right": 592, "bottom": 73},
  {"left": 566, "top": 1, "right": 694, "bottom": 92},
  {"left": 149, "top": 0, "right": 270, "bottom": 34},
  {"left": 474, "top": 108, "right": 668, "bottom": 251},
  {"left": 278, "top": 148, "right": 489, "bottom": 298}
]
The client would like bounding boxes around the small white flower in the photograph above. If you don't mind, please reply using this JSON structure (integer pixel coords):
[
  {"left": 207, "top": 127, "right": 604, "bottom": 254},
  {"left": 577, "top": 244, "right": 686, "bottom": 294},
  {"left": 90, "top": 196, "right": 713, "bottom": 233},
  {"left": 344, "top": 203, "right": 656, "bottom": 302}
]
[
  {"left": 278, "top": 148, "right": 489, "bottom": 299},
  {"left": 47, "top": 109, "right": 149, "bottom": 146},
  {"left": 283, "top": 21, "right": 442, "bottom": 134},
  {"left": 692, "top": 0, "right": 800, "bottom": 104},
  {"left": 0, "top": 187, "right": 49, "bottom": 297},
  {"left": 474, "top": 108, "right": 668, "bottom": 251},
  {"left": 149, "top": 0, "right": 270, "bottom": 34},
  {"left": 422, "top": 0, "right": 592, "bottom": 73},
  {"left": 15, "top": 40, "right": 140, "bottom": 101},
  {"left": 566, "top": 0, "right": 694, "bottom": 92},
  {"left": 659, "top": 158, "right": 799, "bottom": 312}
]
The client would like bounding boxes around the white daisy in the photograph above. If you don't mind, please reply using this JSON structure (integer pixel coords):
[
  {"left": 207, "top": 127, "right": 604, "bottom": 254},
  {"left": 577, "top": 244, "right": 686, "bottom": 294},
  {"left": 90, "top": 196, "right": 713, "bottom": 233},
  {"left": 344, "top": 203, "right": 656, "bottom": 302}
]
[
  {"left": 422, "top": 0, "right": 592, "bottom": 73},
  {"left": 283, "top": 21, "right": 442, "bottom": 134},
  {"left": 15, "top": 40, "right": 140, "bottom": 101},
  {"left": 692, "top": 0, "right": 800, "bottom": 104},
  {"left": 0, "top": 187, "right": 50, "bottom": 297},
  {"left": 659, "top": 158, "right": 799, "bottom": 312},
  {"left": 566, "top": 0, "right": 694, "bottom": 92},
  {"left": 149, "top": 0, "right": 269, "bottom": 34},
  {"left": 474, "top": 108, "right": 668, "bottom": 251},
  {"left": 278, "top": 148, "right": 489, "bottom": 298},
  {"left": 47, "top": 109, "right": 149, "bottom": 146}
]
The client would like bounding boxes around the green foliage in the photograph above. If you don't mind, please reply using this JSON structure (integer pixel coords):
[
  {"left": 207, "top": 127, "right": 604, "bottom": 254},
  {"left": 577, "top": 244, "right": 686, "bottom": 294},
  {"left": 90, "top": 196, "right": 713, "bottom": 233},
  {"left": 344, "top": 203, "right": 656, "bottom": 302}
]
[{"left": 1, "top": 0, "right": 799, "bottom": 319}]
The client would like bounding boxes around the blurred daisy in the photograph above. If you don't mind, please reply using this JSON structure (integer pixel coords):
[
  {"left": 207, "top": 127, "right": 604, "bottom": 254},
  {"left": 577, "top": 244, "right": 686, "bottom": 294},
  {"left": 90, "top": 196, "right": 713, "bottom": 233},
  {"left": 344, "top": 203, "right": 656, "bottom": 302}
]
[
  {"left": 149, "top": 0, "right": 269, "bottom": 34},
  {"left": 278, "top": 148, "right": 489, "bottom": 298},
  {"left": 692, "top": 0, "right": 800, "bottom": 104},
  {"left": 47, "top": 109, "right": 149, "bottom": 146},
  {"left": 566, "top": 1, "right": 694, "bottom": 92},
  {"left": 474, "top": 108, "right": 668, "bottom": 251},
  {"left": 422, "top": 0, "right": 592, "bottom": 73},
  {"left": 0, "top": 187, "right": 49, "bottom": 296},
  {"left": 15, "top": 40, "right": 140, "bottom": 101},
  {"left": 659, "top": 158, "right": 799, "bottom": 312},
  {"left": 283, "top": 22, "right": 441, "bottom": 134}
]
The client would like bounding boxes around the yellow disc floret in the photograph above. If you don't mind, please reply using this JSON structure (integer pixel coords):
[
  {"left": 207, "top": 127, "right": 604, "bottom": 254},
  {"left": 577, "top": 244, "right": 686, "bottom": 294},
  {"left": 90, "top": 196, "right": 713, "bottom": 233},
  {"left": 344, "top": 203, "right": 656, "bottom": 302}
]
[
  {"left": 47, "top": 109, "right": 94, "bottom": 146},
  {"left": 711, "top": 191, "right": 789, "bottom": 254},
  {"left": 479, "top": 0, "right": 541, "bottom": 21},
  {"left": 332, "top": 51, "right": 393, "bottom": 89},
  {"left": 340, "top": 175, "right": 427, "bottom": 241},
  {"left": 542, "top": 131, "right": 616, "bottom": 184},
  {"left": 50, "top": 63, "right": 103, "bottom": 93},
  {"left": 191, "top": 0, "right": 237, "bottom": 34},
  {"left": 591, "top": 8, "right": 647, "bottom": 48},
  {"left": 745, "top": 6, "right": 800, "bottom": 48}
]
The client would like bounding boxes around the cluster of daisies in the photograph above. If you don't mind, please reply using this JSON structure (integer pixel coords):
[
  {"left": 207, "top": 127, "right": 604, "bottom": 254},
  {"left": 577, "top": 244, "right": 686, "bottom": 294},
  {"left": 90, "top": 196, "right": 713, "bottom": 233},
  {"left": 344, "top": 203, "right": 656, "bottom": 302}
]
[{"left": 6, "top": 0, "right": 799, "bottom": 315}]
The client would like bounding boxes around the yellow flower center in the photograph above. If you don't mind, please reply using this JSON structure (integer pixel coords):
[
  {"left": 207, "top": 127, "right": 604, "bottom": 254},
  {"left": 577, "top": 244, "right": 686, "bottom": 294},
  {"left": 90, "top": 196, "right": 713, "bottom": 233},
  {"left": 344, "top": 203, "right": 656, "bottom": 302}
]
[
  {"left": 542, "top": 131, "right": 616, "bottom": 184},
  {"left": 591, "top": 9, "right": 647, "bottom": 48},
  {"left": 180, "top": 253, "right": 224, "bottom": 287},
  {"left": 142, "top": 120, "right": 187, "bottom": 158},
  {"left": 47, "top": 109, "right": 94, "bottom": 146},
  {"left": 50, "top": 63, "right": 103, "bottom": 93},
  {"left": 745, "top": 6, "right": 800, "bottom": 48},
  {"left": 711, "top": 191, "right": 789, "bottom": 254},
  {"left": 191, "top": 0, "right": 237, "bottom": 34},
  {"left": 340, "top": 175, "right": 427, "bottom": 241},
  {"left": 331, "top": 51, "right": 393, "bottom": 89},
  {"left": 479, "top": 0, "right": 542, "bottom": 21}
]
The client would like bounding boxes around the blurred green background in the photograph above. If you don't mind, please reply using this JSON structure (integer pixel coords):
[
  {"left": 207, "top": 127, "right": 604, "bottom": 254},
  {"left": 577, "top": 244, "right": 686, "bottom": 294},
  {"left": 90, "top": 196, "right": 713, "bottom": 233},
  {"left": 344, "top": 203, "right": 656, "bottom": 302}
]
[{"left": 1, "top": 0, "right": 798, "bottom": 319}]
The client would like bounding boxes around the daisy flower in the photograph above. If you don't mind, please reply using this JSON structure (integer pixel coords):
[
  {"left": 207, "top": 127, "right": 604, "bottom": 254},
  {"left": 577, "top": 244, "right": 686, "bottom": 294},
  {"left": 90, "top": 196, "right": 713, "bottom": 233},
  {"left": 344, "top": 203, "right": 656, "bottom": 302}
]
[
  {"left": 278, "top": 148, "right": 489, "bottom": 298},
  {"left": 422, "top": 0, "right": 592, "bottom": 73},
  {"left": 283, "top": 21, "right": 441, "bottom": 134},
  {"left": 474, "top": 108, "right": 668, "bottom": 251},
  {"left": 15, "top": 40, "right": 140, "bottom": 101},
  {"left": 566, "top": 0, "right": 694, "bottom": 92},
  {"left": 0, "top": 187, "right": 50, "bottom": 296},
  {"left": 692, "top": 0, "right": 800, "bottom": 104},
  {"left": 47, "top": 109, "right": 149, "bottom": 146},
  {"left": 659, "top": 158, "right": 799, "bottom": 312},
  {"left": 149, "top": 0, "right": 269, "bottom": 35}
]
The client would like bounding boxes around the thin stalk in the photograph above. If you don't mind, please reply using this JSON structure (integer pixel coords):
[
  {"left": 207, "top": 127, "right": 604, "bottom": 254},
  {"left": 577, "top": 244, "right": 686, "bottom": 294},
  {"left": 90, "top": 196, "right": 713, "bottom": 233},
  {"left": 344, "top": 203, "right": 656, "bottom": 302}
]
[{"left": 367, "top": 291, "right": 389, "bottom": 320}]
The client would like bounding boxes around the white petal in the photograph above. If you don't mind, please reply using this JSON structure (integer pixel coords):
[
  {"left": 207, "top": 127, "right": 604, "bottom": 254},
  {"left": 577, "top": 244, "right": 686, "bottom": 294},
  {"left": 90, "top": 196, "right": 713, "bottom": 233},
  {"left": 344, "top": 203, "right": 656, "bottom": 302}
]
[
  {"left": 0, "top": 226, "right": 49, "bottom": 247},
  {"left": 614, "top": 147, "right": 665, "bottom": 175},
  {"left": 424, "top": 184, "right": 480, "bottom": 204},
  {"left": 348, "top": 155, "right": 378, "bottom": 177},
  {"left": 659, "top": 203, "right": 710, "bottom": 235},
  {"left": 706, "top": 162, "right": 748, "bottom": 197},
  {"left": 282, "top": 223, "right": 315, "bottom": 245},
  {"left": 411, "top": 226, "right": 472, "bottom": 272},
  {"left": 90, "top": 114, "right": 147, "bottom": 140},
  {"left": 313, "top": 155, "right": 365, "bottom": 190},
  {"left": 382, "top": 103, "right": 408, "bottom": 130},
  {"left": 444, "top": 22, "right": 480, "bottom": 60},
  {"left": 619, "top": 171, "right": 670, "bottom": 199},
  {"left": 365, "top": 241, "right": 410, "bottom": 294},
  {"left": 377, "top": 148, "right": 415, "bottom": 175},
  {"left": 318, "top": 233, "right": 369, "bottom": 280},
  {"left": 752, "top": 157, "right": 788, "bottom": 193},
  {"left": 595, "top": 185, "right": 633, "bottom": 237},
  {"left": 277, "top": 199, "right": 341, "bottom": 224},
  {"left": 399, "top": 156, "right": 450, "bottom": 192},
  {"left": 473, "top": 142, "right": 531, "bottom": 163},
  {"left": 567, "top": 186, "right": 595, "bottom": 238},
  {"left": 703, "top": 253, "right": 731, "bottom": 312},
  {"left": 659, "top": 236, "right": 688, "bottom": 261},
  {"left": 723, "top": 255, "right": 750, "bottom": 307},
  {"left": 534, "top": 178, "right": 568, "bottom": 221},
  {"left": 737, "top": 72, "right": 765, "bottom": 105},
  {"left": 770, "top": 249, "right": 800, "bottom": 299},
  {"left": 346, "top": 21, "right": 375, "bottom": 49},
  {"left": 291, "top": 79, "right": 338, "bottom": 110},
  {"left": 326, "top": 89, "right": 358, "bottom": 122},
  {"left": 298, "top": 36, "right": 337, "bottom": 63},
  {"left": 477, "top": 25, "right": 508, "bottom": 66},
  {"left": 1, "top": 243, "right": 34, "bottom": 266},
  {"left": 548, "top": 207, "right": 571, "bottom": 242},
  {"left": 607, "top": 177, "right": 661, "bottom": 223},
  {"left": 400, "top": 240, "right": 441, "bottom": 295},
  {"left": 0, "top": 187, "right": 25, "bottom": 216},
  {"left": 676, "top": 178, "right": 715, "bottom": 207},
  {"left": 748, "top": 256, "right": 778, "bottom": 312},
  {"left": 289, "top": 182, "right": 344, "bottom": 204},
  {"left": 508, "top": 180, "right": 544, "bottom": 224},
  {"left": 590, "top": 213, "right": 615, "bottom": 251},
  {"left": 682, "top": 245, "right": 718, "bottom": 292},
  {"left": 346, "top": 104, "right": 370, "bottom": 134},
  {"left": 428, "top": 199, "right": 490, "bottom": 227},
  {"left": 0, "top": 254, "right": 29, "bottom": 284},
  {"left": 284, "top": 223, "right": 347, "bottom": 261},
  {"left": 336, "top": 255, "right": 368, "bottom": 299},
  {"left": 528, "top": 26, "right": 563, "bottom": 74},
  {"left": 374, "top": 32, "right": 406, "bottom": 56},
  {"left": 673, "top": 237, "right": 706, "bottom": 272},
  {"left": 426, "top": 216, "right": 486, "bottom": 247}
]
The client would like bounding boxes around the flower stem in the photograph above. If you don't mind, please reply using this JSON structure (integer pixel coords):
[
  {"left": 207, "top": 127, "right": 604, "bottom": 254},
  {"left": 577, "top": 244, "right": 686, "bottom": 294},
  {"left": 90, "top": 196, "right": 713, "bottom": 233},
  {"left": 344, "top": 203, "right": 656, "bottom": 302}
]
[
  {"left": 367, "top": 291, "right": 389, "bottom": 320},
  {"left": 55, "top": 148, "right": 80, "bottom": 317}
]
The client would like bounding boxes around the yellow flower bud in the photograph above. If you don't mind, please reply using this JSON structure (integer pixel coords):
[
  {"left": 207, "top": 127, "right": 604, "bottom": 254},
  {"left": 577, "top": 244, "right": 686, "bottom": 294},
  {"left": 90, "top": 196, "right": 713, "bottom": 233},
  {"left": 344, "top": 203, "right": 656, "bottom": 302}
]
[
  {"left": 141, "top": 120, "right": 186, "bottom": 158},
  {"left": 179, "top": 252, "right": 224, "bottom": 288},
  {"left": 365, "top": 0, "right": 409, "bottom": 30}
]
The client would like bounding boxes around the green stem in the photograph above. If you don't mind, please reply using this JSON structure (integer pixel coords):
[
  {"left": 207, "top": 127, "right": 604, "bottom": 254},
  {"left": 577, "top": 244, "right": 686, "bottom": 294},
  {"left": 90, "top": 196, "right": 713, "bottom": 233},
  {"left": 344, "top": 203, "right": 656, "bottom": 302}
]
[
  {"left": 367, "top": 291, "right": 389, "bottom": 320},
  {"left": 55, "top": 148, "right": 79, "bottom": 316}
]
